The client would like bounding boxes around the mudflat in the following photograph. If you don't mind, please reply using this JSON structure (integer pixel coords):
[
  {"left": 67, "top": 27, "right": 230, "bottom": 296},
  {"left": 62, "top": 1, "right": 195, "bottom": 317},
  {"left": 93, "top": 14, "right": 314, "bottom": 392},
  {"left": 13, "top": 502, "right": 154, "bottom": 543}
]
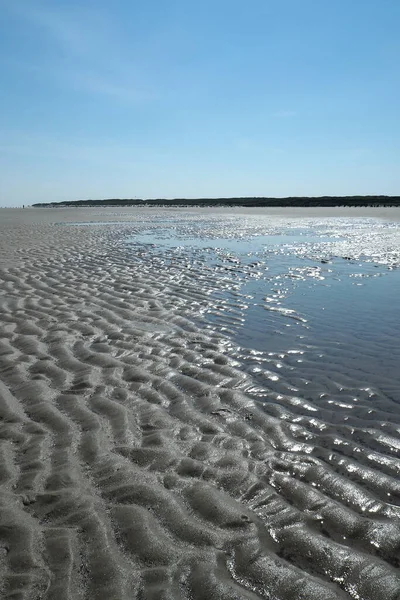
[{"left": 0, "top": 207, "right": 400, "bottom": 600}]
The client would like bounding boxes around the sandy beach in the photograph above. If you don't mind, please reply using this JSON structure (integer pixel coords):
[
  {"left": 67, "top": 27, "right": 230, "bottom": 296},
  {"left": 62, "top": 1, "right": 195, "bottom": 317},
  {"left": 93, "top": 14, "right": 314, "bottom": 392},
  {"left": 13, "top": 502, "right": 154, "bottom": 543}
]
[{"left": 1, "top": 207, "right": 400, "bottom": 600}]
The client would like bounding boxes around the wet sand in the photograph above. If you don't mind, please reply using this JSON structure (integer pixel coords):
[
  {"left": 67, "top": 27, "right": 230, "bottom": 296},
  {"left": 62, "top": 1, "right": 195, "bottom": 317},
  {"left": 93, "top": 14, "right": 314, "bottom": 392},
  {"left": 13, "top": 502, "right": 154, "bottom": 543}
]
[{"left": 0, "top": 207, "right": 400, "bottom": 600}]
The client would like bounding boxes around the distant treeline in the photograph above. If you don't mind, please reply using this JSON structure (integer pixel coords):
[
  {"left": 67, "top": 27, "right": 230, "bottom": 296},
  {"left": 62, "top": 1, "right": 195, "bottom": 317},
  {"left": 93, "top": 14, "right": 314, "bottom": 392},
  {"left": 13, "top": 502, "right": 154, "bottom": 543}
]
[{"left": 32, "top": 196, "right": 400, "bottom": 208}]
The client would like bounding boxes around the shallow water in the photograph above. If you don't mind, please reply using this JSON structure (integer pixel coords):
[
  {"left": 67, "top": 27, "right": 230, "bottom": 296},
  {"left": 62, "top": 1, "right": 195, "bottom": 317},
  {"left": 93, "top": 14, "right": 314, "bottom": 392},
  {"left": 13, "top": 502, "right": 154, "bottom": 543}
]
[
  {"left": 130, "top": 217, "right": 400, "bottom": 397},
  {"left": 125, "top": 218, "right": 400, "bottom": 378},
  {"left": 128, "top": 229, "right": 341, "bottom": 250}
]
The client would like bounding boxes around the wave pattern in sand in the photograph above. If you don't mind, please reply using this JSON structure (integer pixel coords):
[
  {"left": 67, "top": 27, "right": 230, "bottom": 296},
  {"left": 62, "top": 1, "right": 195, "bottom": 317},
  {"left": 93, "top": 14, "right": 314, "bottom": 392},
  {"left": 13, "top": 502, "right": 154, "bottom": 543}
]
[{"left": 0, "top": 210, "right": 400, "bottom": 600}]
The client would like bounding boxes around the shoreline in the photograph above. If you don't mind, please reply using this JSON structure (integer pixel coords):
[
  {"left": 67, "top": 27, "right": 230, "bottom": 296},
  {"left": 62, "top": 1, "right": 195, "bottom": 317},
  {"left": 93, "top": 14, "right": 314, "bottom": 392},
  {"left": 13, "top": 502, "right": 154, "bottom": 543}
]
[{"left": 2, "top": 205, "right": 400, "bottom": 222}]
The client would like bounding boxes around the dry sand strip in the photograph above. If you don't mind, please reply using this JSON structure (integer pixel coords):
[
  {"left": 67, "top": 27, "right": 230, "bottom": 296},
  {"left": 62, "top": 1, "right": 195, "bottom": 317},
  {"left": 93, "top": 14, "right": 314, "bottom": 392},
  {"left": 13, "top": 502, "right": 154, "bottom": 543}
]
[{"left": 0, "top": 208, "right": 399, "bottom": 600}]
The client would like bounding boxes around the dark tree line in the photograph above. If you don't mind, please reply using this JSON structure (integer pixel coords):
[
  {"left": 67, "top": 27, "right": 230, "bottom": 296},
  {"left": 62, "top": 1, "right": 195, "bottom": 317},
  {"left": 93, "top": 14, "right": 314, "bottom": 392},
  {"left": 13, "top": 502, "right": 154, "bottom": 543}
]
[{"left": 33, "top": 196, "right": 400, "bottom": 208}]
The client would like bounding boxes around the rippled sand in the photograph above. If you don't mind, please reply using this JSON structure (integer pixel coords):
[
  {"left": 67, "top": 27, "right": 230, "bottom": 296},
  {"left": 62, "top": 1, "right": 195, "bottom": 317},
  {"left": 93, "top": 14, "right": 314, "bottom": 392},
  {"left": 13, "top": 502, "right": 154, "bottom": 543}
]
[{"left": 1, "top": 207, "right": 400, "bottom": 600}]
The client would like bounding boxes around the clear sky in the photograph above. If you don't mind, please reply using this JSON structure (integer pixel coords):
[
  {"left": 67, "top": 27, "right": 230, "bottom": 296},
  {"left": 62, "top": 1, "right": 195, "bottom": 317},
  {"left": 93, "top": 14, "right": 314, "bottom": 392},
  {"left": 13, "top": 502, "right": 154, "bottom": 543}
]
[{"left": 0, "top": 0, "right": 399, "bottom": 206}]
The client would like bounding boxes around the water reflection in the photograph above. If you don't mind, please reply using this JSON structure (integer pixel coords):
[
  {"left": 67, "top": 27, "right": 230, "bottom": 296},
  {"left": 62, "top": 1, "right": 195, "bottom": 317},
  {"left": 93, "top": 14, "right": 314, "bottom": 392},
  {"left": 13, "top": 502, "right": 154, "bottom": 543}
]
[{"left": 125, "top": 216, "right": 400, "bottom": 399}]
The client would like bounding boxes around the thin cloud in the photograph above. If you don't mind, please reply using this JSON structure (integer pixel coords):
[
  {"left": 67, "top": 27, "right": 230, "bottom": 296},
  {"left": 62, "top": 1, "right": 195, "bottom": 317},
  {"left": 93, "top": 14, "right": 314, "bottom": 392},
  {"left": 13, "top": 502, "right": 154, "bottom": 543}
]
[
  {"left": 1, "top": 1, "right": 102, "bottom": 56},
  {"left": 235, "top": 138, "right": 283, "bottom": 153},
  {"left": 1, "top": 0, "right": 151, "bottom": 102},
  {"left": 0, "top": 132, "right": 129, "bottom": 163},
  {"left": 273, "top": 110, "right": 296, "bottom": 118},
  {"left": 0, "top": 131, "right": 167, "bottom": 167},
  {"left": 63, "top": 69, "right": 154, "bottom": 103}
]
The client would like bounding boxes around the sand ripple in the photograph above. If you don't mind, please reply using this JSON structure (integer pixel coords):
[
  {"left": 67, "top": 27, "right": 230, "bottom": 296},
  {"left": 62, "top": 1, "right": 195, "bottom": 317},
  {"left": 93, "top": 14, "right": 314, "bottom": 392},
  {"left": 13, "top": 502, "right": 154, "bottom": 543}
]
[{"left": 0, "top": 208, "right": 399, "bottom": 599}]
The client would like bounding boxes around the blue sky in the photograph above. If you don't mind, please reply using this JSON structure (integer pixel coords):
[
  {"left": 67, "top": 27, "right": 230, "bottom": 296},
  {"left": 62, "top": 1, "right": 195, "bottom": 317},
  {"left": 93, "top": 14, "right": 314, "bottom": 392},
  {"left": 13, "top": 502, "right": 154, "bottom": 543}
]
[{"left": 0, "top": 0, "right": 399, "bottom": 206}]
